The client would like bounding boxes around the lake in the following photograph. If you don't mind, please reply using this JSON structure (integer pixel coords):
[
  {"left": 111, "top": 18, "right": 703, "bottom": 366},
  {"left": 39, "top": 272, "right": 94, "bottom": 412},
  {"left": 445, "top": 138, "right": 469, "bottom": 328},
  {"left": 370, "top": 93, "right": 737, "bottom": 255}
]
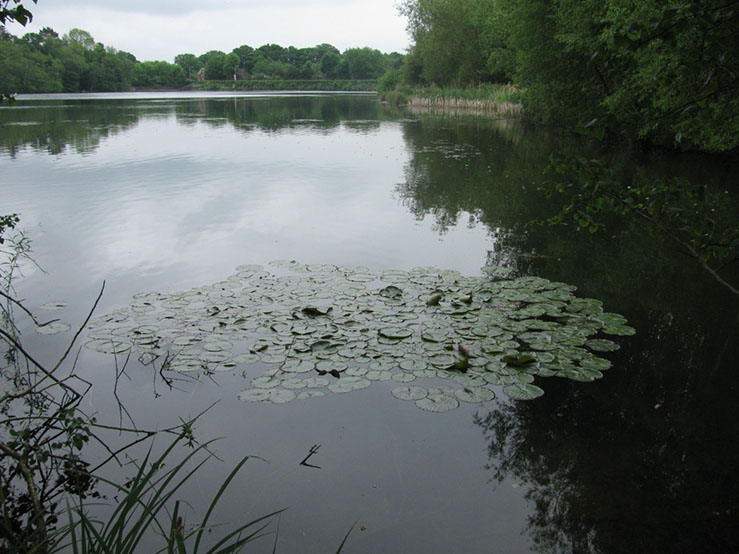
[{"left": 1, "top": 92, "right": 737, "bottom": 552}]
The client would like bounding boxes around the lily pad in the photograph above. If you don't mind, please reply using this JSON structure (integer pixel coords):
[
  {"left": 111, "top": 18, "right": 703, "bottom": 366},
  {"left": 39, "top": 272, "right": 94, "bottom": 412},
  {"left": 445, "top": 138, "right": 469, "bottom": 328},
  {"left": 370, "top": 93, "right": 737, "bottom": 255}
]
[
  {"left": 328, "top": 376, "right": 371, "bottom": 393},
  {"left": 238, "top": 389, "right": 272, "bottom": 402},
  {"left": 455, "top": 387, "right": 496, "bottom": 403},
  {"left": 36, "top": 322, "right": 71, "bottom": 335},
  {"left": 83, "top": 260, "right": 632, "bottom": 409},
  {"left": 503, "top": 383, "right": 545, "bottom": 400},
  {"left": 378, "top": 327, "right": 413, "bottom": 339},
  {"left": 586, "top": 339, "right": 620, "bottom": 352},
  {"left": 40, "top": 301, "right": 69, "bottom": 311},
  {"left": 297, "top": 390, "right": 326, "bottom": 400},
  {"left": 415, "top": 393, "right": 459, "bottom": 412},
  {"left": 392, "top": 386, "right": 428, "bottom": 401}
]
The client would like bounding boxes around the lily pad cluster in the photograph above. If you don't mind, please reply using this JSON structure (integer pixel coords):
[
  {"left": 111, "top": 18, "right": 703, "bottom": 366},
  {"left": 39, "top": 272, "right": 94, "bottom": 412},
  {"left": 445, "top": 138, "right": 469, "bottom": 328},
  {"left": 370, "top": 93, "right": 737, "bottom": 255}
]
[{"left": 83, "top": 261, "right": 634, "bottom": 412}]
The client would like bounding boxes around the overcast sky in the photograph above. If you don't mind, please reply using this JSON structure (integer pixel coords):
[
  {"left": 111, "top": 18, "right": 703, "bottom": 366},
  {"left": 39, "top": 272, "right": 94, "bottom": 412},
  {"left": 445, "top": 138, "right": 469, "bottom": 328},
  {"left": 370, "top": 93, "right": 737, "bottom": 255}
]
[{"left": 7, "top": 0, "right": 411, "bottom": 62}]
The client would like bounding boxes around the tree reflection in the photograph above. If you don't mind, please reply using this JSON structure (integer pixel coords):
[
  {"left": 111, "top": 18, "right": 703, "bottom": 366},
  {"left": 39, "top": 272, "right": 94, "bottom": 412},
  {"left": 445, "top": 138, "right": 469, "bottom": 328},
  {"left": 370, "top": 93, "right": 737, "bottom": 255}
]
[
  {"left": 0, "top": 95, "right": 403, "bottom": 157},
  {"left": 0, "top": 100, "right": 142, "bottom": 157},
  {"left": 473, "top": 299, "right": 739, "bottom": 552},
  {"left": 394, "top": 115, "right": 739, "bottom": 551}
]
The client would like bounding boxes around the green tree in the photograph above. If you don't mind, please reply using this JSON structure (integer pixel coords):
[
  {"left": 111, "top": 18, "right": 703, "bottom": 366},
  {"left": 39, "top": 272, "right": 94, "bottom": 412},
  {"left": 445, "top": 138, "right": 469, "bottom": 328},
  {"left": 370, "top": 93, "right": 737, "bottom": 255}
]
[
  {"left": 399, "top": 0, "right": 511, "bottom": 86},
  {"left": 174, "top": 52, "right": 198, "bottom": 78},
  {"left": 342, "top": 47, "right": 385, "bottom": 79},
  {"left": 203, "top": 51, "right": 227, "bottom": 79},
  {"left": 223, "top": 51, "right": 240, "bottom": 79},
  {"left": 320, "top": 51, "right": 341, "bottom": 78},
  {"left": 64, "top": 27, "right": 95, "bottom": 51},
  {"left": 256, "top": 43, "right": 286, "bottom": 63},
  {"left": 0, "top": 39, "right": 62, "bottom": 92},
  {"left": 232, "top": 44, "right": 256, "bottom": 73},
  {"left": 133, "top": 60, "right": 186, "bottom": 88}
]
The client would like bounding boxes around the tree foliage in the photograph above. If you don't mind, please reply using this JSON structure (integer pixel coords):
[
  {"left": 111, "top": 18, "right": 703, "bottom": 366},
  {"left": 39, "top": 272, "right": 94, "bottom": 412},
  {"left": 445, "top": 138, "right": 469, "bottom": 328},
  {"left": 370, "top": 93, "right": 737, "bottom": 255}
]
[
  {"left": 398, "top": 0, "right": 739, "bottom": 152},
  {"left": 1, "top": 18, "right": 403, "bottom": 94}
]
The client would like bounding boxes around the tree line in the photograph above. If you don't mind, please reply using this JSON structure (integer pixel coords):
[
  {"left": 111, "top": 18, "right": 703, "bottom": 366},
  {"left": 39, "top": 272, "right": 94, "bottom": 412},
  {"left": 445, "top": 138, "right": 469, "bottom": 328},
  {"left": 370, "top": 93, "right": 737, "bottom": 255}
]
[
  {"left": 0, "top": 24, "right": 403, "bottom": 93},
  {"left": 395, "top": 0, "right": 738, "bottom": 153}
]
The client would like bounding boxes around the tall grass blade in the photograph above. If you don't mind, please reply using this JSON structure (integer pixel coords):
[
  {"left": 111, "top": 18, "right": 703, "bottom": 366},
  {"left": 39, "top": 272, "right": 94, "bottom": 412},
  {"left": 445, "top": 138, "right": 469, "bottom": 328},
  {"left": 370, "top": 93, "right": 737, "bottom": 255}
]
[
  {"left": 335, "top": 522, "right": 356, "bottom": 553},
  {"left": 192, "top": 454, "right": 252, "bottom": 552}
]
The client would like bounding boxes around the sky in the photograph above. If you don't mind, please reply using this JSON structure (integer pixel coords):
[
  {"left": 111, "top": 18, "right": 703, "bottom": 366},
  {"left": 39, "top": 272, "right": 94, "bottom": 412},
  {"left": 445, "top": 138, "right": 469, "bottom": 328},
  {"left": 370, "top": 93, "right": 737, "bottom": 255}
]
[{"left": 6, "top": 0, "right": 411, "bottom": 62}]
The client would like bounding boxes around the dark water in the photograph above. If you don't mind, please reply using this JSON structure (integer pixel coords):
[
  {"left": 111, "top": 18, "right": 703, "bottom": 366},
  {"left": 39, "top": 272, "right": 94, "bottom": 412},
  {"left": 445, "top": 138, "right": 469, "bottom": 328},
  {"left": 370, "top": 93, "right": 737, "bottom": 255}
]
[{"left": 1, "top": 92, "right": 737, "bottom": 553}]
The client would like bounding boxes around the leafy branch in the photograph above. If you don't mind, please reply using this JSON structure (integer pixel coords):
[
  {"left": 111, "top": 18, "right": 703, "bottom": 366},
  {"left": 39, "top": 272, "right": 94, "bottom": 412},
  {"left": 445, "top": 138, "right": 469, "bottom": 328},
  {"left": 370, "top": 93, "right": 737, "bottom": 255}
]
[{"left": 534, "top": 154, "right": 738, "bottom": 295}]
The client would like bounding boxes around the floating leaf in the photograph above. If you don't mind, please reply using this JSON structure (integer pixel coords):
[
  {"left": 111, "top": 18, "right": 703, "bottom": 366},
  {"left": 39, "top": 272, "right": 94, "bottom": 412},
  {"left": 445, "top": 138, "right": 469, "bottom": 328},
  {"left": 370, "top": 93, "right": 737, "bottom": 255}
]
[
  {"left": 392, "top": 386, "right": 428, "bottom": 401},
  {"left": 297, "top": 390, "right": 326, "bottom": 400},
  {"left": 202, "top": 340, "right": 233, "bottom": 352},
  {"left": 399, "top": 359, "right": 428, "bottom": 371},
  {"left": 378, "top": 327, "right": 413, "bottom": 339},
  {"left": 586, "top": 339, "right": 620, "bottom": 352},
  {"left": 40, "top": 301, "right": 69, "bottom": 311},
  {"left": 328, "top": 376, "right": 371, "bottom": 393},
  {"left": 378, "top": 285, "right": 403, "bottom": 299},
  {"left": 84, "top": 339, "right": 131, "bottom": 354},
  {"left": 36, "top": 322, "right": 71, "bottom": 335},
  {"left": 602, "top": 324, "right": 636, "bottom": 336},
  {"left": 238, "top": 389, "right": 272, "bottom": 402},
  {"left": 392, "top": 372, "right": 416, "bottom": 383},
  {"left": 455, "top": 387, "right": 496, "bottom": 403},
  {"left": 415, "top": 393, "right": 459, "bottom": 412},
  {"left": 251, "top": 376, "right": 282, "bottom": 389},
  {"left": 503, "top": 354, "right": 536, "bottom": 366},
  {"left": 302, "top": 306, "right": 332, "bottom": 317},
  {"left": 84, "top": 260, "right": 632, "bottom": 409},
  {"left": 270, "top": 390, "right": 297, "bottom": 404},
  {"left": 503, "top": 383, "right": 544, "bottom": 400}
]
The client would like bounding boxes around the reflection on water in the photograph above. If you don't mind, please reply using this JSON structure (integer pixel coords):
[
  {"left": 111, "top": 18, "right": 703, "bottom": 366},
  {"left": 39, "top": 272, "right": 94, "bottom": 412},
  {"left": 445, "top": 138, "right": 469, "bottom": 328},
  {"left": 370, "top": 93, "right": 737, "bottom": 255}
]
[{"left": 1, "top": 93, "right": 737, "bottom": 552}]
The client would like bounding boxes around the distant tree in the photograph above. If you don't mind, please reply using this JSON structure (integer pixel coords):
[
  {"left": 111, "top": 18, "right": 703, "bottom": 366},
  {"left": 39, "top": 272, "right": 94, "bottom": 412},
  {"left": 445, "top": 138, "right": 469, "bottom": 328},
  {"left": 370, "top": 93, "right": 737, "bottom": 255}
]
[
  {"left": 256, "top": 43, "right": 286, "bottom": 62},
  {"left": 385, "top": 51, "right": 405, "bottom": 70},
  {"left": 223, "top": 52, "right": 239, "bottom": 79},
  {"left": 64, "top": 27, "right": 95, "bottom": 51},
  {"left": 118, "top": 50, "right": 136, "bottom": 64},
  {"left": 300, "top": 60, "right": 320, "bottom": 79},
  {"left": 133, "top": 60, "right": 186, "bottom": 88},
  {"left": 197, "top": 49, "right": 225, "bottom": 70},
  {"left": 342, "top": 47, "right": 385, "bottom": 79},
  {"left": 174, "top": 52, "right": 198, "bottom": 78},
  {"left": 320, "top": 51, "right": 341, "bottom": 78},
  {"left": 204, "top": 51, "right": 227, "bottom": 79},
  {"left": 0, "top": 39, "right": 62, "bottom": 92},
  {"left": 232, "top": 44, "right": 256, "bottom": 73},
  {"left": 251, "top": 55, "right": 289, "bottom": 78},
  {"left": 20, "top": 25, "right": 57, "bottom": 52},
  {"left": 314, "top": 43, "right": 340, "bottom": 62}
]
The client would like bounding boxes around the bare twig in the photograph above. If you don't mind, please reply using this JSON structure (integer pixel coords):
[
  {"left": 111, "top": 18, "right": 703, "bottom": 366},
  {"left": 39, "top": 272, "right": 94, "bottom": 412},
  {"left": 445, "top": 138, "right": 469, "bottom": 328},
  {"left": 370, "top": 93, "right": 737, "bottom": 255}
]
[
  {"left": 51, "top": 281, "right": 105, "bottom": 373},
  {"left": 0, "top": 290, "right": 59, "bottom": 327},
  {"left": 0, "top": 328, "right": 81, "bottom": 399}
]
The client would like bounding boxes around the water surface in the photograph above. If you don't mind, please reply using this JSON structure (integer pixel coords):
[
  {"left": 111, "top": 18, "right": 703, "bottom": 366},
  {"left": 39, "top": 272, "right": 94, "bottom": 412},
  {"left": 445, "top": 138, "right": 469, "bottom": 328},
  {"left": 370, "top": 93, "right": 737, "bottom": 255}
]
[{"left": 1, "top": 92, "right": 737, "bottom": 553}]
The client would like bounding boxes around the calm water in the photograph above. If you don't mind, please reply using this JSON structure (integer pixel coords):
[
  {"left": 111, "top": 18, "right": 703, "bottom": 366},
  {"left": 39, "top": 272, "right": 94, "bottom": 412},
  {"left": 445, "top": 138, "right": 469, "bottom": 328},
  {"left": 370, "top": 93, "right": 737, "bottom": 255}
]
[{"left": 1, "top": 92, "right": 737, "bottom": 553}]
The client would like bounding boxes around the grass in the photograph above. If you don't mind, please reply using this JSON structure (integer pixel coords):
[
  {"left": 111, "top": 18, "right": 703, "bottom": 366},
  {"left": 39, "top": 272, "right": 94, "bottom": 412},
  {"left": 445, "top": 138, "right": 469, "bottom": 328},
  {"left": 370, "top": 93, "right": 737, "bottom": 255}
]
[
  {"left": 37, "top": 435, "right": 283, "bottom": 554},
  {"left": 380, "top": 83, "right": 525, "bottom": 118}
]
